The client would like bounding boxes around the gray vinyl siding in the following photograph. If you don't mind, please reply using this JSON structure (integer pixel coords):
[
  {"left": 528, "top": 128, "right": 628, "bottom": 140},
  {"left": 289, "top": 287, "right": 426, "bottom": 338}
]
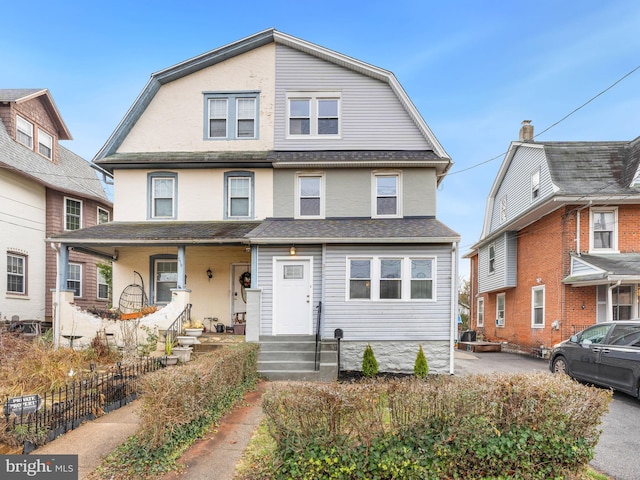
[
  {"left": 272, "top": 168, "right": 436, "bottom": 218},
  {"left": 489, "top": 146, "right": 550, "bottom": 234},
  {"left": 255, "top": 245, "right": 323, "bottom": 335},
  {"left": 274, "top": 45, "right": 431, "bottom": 150},
  {"left": 478, "top": 231, "right": 517, "bottom": 293},
  {"left": 324, "top": 244, "right": 453, "bottom": 341}
]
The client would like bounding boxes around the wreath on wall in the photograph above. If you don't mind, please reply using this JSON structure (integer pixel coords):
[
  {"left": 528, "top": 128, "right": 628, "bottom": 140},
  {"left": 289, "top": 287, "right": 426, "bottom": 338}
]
[{"left": 239, "top": 271, "right": 251, "bottom": 302}]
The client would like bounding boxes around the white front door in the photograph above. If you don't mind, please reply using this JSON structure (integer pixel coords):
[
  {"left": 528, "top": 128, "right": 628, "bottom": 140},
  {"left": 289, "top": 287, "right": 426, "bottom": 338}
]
[{"left": 273, "top": 257, "right": 313, "bottom": 335}]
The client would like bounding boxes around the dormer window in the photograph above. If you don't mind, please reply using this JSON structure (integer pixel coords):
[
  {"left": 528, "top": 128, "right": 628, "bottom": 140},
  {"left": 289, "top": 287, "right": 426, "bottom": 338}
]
[
  {"left": 287, "top": 92, "right": 340, "bottom": 137},
  {"left": 38, "top": 129, "right": 53, "bottom": 159},
  {"left": 16, "top": 115, "right": 33, "bottom": 148}
]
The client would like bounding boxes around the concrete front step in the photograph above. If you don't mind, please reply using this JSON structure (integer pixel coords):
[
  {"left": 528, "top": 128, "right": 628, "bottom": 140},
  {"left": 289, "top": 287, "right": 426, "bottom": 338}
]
[{"left": 257, "top": 336, "right": 338, "bottom": 381}]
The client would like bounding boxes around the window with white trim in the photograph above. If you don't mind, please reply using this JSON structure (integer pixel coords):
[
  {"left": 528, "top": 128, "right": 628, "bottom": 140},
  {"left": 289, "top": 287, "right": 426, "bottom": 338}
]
[
  {"left": 348, "top": 257, "right": 435, "bottom": 301},
  {"left": 97, "top": 268, "right": 109, "bottom": 300},
  {"left": 296, "top": 174, "right": 324, "bottom": 218},
  {"left": 7, "top": 253, "right": 26, "bottom": 294},
  {"left": 97, "top": 207, "right": 110, "bottom": 224},
  {"left": 477, "top": 297, "right": 485, "bottom": 327},
  {"left": 373, "top": 173, "right": 401, "bottom": 217},
  {"left": 16, "top": 115, "right": 33, "bottom": 148},
  {"left": 488, "top": 244, "right": 495, "bottom": 274},
  {"left": 590, "top": 207, "right": 617, "bottom": 251},
  {"left": 287, "top": 92, "right": 340, "bottom": 136},
  {"left": 531, "top": 169, "right": 540, "bottom": 200},
  {"left": 67, "top": 263, "right": 82, "bottom": 297},
  {"left": 65, "top": 197, "right": 82, "bottom": 230},
  {"left": 224, "top": 171, "right": 254, "bottom": 219},
  {"left": 204, "top": 92, "right": 259, "bottom": 140},
  {"left": 153, "top": 258, "right": 177, "bottom": 304},
  {"left": 496, "top": 293, "right": 505, "bottom": 326},
  {"left": 532, "top": 286, "right": 544, "bottom": 327},
  {"left": 148, "top": 173, "right": 177, "bottom": 219},
  {"left": 38, "top": 128, "right": 53, "bottom": 159},
  {"left": 612, "top": 285, "right": 633, "bottom": 320}
]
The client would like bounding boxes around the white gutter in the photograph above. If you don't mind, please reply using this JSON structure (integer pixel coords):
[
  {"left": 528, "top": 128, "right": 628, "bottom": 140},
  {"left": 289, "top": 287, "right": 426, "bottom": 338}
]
[
  {"left": 450, "top": 242, "right": 458, "bottom": 375},
  {"left": 51, "top": 242, "right": 61, "bottom": 350}
]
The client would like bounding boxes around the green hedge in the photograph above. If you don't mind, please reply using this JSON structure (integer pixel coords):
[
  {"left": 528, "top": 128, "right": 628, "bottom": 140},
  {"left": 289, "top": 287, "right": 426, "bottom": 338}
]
[{"left": 261, "top": 373, "right": 612, "bottom": 479}]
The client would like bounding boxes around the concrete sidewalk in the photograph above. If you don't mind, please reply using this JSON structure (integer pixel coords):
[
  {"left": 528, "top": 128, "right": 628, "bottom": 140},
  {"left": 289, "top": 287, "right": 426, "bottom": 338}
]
[{"left": 30, "top": 382, "right": 266, "bottom": 480}]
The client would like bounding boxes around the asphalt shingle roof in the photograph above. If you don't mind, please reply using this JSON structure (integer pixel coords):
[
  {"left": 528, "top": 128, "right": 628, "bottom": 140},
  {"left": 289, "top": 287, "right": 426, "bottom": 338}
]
[{"left": 0, "top": 89, "right": 45, "bottom": 102}]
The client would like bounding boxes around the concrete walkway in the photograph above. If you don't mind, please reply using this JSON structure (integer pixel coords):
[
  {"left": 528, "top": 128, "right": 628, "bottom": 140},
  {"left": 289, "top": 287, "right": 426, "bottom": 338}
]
[{"left": 30, "top": 382, "right": 266, "bottom": 480}]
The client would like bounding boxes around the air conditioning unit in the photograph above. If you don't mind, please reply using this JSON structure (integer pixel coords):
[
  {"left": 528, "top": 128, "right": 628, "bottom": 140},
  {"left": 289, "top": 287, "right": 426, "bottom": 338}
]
[{"left": 496, "top": 317, "right": 505, "bottom": 327}]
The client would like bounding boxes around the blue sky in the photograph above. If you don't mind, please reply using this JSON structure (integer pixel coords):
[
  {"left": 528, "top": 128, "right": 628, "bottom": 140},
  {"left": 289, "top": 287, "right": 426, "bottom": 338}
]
[{"left": 2, "top": 1, "right": 639, "bottom": 277}]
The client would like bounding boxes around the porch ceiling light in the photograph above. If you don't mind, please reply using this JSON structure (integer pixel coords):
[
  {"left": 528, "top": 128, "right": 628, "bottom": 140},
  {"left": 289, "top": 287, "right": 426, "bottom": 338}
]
[
  {"left": 289, "top": 246, "right": 296, "bottom": 255},
  {"left": 207, "top": 268, "right": 213, "bottom": 279}
]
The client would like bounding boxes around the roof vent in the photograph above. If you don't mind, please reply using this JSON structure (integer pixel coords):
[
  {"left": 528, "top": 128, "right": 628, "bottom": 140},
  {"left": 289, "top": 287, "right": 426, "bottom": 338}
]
[{"left": 519, "top": 120, "right": 534, "bottom": 141}]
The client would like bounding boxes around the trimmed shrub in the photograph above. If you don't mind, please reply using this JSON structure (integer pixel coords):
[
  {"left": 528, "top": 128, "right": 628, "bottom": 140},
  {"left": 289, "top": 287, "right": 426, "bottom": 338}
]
[
  {"left": 413, "top": 345, "right": 428, "bottom": 378},
  {"left": 260, "top": 372, "right": 612, "bottom": 480},
  {"left": 362, "top": 343, "right": 378, "bottom": 377}
]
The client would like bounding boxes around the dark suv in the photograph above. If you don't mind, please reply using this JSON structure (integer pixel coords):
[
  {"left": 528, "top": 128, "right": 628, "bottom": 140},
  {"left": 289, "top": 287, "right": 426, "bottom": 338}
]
[{"left": 549, "top": 321, "right": 640, "bottom": 399}]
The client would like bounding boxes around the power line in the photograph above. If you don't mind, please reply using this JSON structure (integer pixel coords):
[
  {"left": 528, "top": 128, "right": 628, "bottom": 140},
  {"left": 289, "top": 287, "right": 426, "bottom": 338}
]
[{"left": 446, "top": 64, "right": 640, "bottom": 177}]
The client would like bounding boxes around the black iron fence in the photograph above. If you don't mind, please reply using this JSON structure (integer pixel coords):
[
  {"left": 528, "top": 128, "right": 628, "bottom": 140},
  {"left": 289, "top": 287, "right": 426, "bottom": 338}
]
[{"left": 2, "top": 356, "right": 164, "bottom": 452}]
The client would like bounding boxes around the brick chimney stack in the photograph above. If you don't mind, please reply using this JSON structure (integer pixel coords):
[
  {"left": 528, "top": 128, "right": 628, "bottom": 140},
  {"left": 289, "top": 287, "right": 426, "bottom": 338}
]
[{"left": 519, "top": 120, "right": 534, "bottom": 141}]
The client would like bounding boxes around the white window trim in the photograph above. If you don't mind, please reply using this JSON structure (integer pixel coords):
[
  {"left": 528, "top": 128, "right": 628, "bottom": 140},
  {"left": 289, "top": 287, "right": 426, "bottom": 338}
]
[
  {"left": 64, "top": 197, "right": 83, "bottom": 231},
  {"left": 149, "top": 174, "right": 177, "bottom": 220},
  {"left": 488, "top": 243, "right": 496, "bottom": 275},
  {"left": 7, "top": 252, "right": 26, "bottom": 295},
  {"left": 295, "top": 172, "right": 325, "bottom": 219},
  {"left": 286, "top": 91, "right": 341, "bottom": 138},
  {"left": 346, "top": 256, "right": 436, "bottom": 302},
  {"left": 531, "top": 169, "right": 540, "bottom": 201},
  {"left": 97, "top": 207, "right": 110, "bottom": 224},
  {"left": 97, "top": 267, "right": 109, "bottom": 300},
  {"left": 37, "top": 128, "right": 53, "bottom": 160},
  {"left": 496, "top": 293, "right": 505, "bottom": 327},
  {"left": 68, "top": 262, "right": 82, "bottom": 298},
  {"left": 589, "top": 207, "right": 618, "bottom": 253},
  {"left": 477, "top": 297, "right": 484, "bottom": 327},
  {"left": 204, "top": 91, "right": 259, "bottom": 140},
  {"left": 531, "top": 285, "right": 545, "bottom": 328},
  {"left": 16, "top": 115, "right": 33, "bottom": 148},
  {"left": 226, "top": 175, "right": 253, "bottom": 219},
  {"left": 372, "top": 171, "right": 402, "bottom": 218}
]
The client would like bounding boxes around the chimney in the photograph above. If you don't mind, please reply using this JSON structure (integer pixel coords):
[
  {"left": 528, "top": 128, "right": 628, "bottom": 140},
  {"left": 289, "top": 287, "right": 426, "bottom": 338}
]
[{"left": 519, "top": 120, "right": 534, "bottom": 141}]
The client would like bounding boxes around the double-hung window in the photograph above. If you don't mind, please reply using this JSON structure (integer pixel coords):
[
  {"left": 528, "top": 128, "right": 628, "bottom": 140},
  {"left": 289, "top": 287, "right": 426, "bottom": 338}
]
[
  {"left": 373, "top": 173, "right": 401, "bottom": 217},
  {"left": 65, "top": 198, "right": 82, "bottom": 230},
  {"left": 225, "top": 172, "right": 254, "bottom": 219},
  {"left": 348, "top": 257, "right": 434, "bottom": 301},
  {"left": 149, "top": 173, "right": 177, "bottom": 219},
  {"left": 488, "top": 244, "right": 496, "bottom": 274},
  {"left": 97, "top": 207, "right": 110, "bottom": 224},
  {"left": 591, "top": 207, "right": 618, "bottom": 251},
  {"left": 477, "top": 297, "right": 485, "bottom": 327},
  {"left": 532, "top": 286, "right": 544, "bottom": 327},
  {"left": 38, "top": 128, "right": 53, "bottom": 159},
  {"left": 205, "top": 92, "right": 259, "bottom": 140},
  {"left": 296, "top": 174, "right": 324, "bottom": 218},
  {"left": 496, "top": 293, "right": 505, "bottom": 326},
  {"left": 153, "top": 257, "right": 177, "bottom": 304},
  {"left": 97, "top": 268, "right": 109, "bottom": 300},
  {"left": 287, "top": 92, "right": 340, "bottom": 137},
  {"left": 531, "top": 169, "right": 540, "bottom": 200},
  {"left": 67, "top": 263, "right": 82, "bottom": 297},
  {"left": 16, "top": 115, "right": 33, "bottom": 148},
  {"left": 7, "top": 253, "right": 26, "bottom": 294}
]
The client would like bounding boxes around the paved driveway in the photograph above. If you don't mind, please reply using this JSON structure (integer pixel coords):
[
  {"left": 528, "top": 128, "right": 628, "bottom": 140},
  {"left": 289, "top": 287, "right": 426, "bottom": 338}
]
[{"left": 454, "top": 350, "right": 639, "bottom": 480}]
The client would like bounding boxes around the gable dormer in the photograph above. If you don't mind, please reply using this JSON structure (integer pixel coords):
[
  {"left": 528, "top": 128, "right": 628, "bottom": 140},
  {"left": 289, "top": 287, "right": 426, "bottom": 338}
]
[{"left": 0, "top": 89, "right": 72, "bottom": 164}]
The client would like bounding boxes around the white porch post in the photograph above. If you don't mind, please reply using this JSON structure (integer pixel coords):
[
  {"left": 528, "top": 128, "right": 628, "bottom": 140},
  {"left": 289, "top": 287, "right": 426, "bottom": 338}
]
[
  {"left": 245, "top": 288, "right": 261, "bottom": 342},
  {"left": 177, "top": 245, "right": 186, "bottom": 289}
]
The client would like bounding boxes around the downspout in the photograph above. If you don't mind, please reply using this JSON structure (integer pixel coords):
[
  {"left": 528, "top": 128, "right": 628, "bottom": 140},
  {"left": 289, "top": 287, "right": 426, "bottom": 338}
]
[
  {"left": 607, "top": 280, "right": 621, "bottom": 322},
  {"left": 51, "top": 243, "right": 61, "bottom": 350},
  {"left": 450, "top": 242, "right": 459, "bottom": 375}
]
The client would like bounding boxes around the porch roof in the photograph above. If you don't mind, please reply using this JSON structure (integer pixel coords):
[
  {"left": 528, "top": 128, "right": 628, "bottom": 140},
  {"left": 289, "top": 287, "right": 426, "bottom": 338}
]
[
  {"left": 47, "top": 221, "right": 261, "bottom": 258},
  {"left": 563, "top": 253, "right": 640, "bottom": 285},
  {"left": 247, "top": 217, "right": 460, "bottom": 244}
]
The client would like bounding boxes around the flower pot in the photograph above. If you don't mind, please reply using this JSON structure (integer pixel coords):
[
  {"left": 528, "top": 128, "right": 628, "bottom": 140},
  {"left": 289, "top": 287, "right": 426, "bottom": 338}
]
[
  {"left": 184, "top": 328, "right": 203, "bottom": 337},
  {"left": 177, "top": 335, "right": 198, "bottom": 346},
  {"left": 162, "top": 355, "right": 179, "bottom": 366},
  {"left": 173, "top": 346, "right": 192, "bottom": 363},
  {"left": 233, "top": 324, "right": 246, "bottom": 335}
]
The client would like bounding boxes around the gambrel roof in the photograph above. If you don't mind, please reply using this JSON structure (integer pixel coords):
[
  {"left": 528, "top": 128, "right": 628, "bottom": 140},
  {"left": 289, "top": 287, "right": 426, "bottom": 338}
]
[{"left": 93, "top": 28, "right": 450, "bottom": 165}]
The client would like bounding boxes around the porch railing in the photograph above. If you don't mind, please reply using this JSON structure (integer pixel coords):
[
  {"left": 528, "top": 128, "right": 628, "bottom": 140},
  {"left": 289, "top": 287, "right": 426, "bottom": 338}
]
[
  {"left": 165, "top": 303, "right": 191, "bottom": 349},
  {"left": 314, "top": 301, "right": 322, "bottom": 371}
]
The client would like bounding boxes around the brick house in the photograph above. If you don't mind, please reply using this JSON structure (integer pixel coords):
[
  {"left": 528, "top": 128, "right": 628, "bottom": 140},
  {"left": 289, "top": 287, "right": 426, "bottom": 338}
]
[
  {"left": 0, "top": 89, "right": 112, "bottom": 324},
  {"left": 467, "top": 121, "right": 640, "bottom": 355}
]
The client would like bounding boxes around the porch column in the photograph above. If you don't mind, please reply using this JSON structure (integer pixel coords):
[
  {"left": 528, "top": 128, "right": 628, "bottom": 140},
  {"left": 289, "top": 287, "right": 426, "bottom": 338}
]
[
  {"left": 177, "top": 245, "right": 186, "bottom": 289},
  {"left": 52, "top": 243, "right": 69, "bottom": 350}
]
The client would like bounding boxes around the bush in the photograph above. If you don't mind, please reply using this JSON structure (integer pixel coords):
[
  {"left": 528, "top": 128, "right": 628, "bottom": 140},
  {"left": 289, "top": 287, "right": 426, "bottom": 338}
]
[
  {"left": 362, "top": 344, "right": 378, "bottom": 377},
  {"left": 259, "top": 373, "right": 612, "bottom": 479},
  {"left": 413, "top": 345, "right": 428, "bottom": 378}
]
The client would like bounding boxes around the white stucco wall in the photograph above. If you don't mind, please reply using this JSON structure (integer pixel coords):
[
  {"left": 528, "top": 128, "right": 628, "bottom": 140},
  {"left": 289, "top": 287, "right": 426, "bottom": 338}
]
[
  {"left": 0, "top": 170, "right": 47, "bottom": 321},
  {"left": 340, "top": 340, "right": 451, "bottom": 374},
  {"left": 117, "top": 43, "right": 276, "bottom": 153},
  {"left": 113, "top": 168, "right": 273, "bottom": 221}
]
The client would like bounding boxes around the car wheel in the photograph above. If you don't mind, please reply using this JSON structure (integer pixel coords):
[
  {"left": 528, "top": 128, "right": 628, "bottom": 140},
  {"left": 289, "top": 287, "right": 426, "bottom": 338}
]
[{"left": 552, "top": 356, "right": 568, "bottom": 375}]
